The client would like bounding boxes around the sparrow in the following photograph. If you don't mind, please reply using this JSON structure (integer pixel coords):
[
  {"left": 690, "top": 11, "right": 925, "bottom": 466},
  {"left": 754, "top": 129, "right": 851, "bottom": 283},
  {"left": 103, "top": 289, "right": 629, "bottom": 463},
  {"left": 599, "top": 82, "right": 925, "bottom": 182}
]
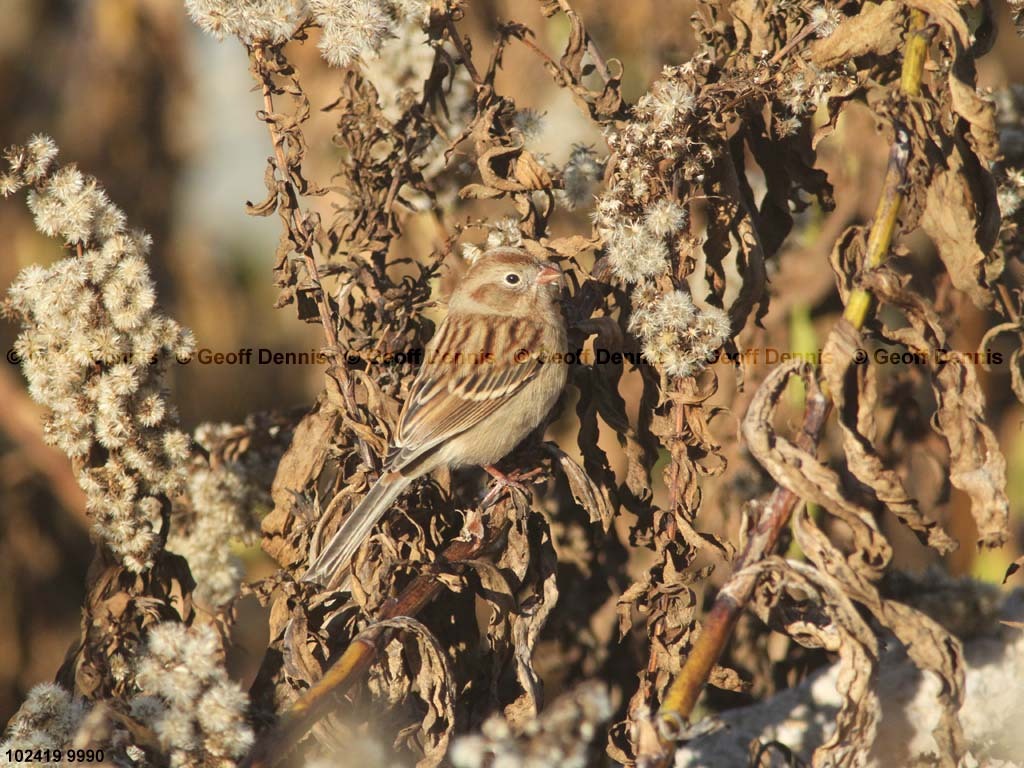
[{"left": 303, "top": 247, "right": 568, "bottom": 587}]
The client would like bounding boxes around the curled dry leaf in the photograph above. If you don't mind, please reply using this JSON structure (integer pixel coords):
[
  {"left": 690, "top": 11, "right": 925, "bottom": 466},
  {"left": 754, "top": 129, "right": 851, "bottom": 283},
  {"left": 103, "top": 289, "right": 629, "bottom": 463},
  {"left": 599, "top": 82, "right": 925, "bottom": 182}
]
[
  {"left": 551, "top": 444, "right": 615, "bottom": 531},
  {"left": 821, "top": 318, "right": 958, "bottom": 553},
  {"left": 744, "top": 361, "right": 968, "bottom": 764},
  {"left": 262, "top": 399, "right": 342, "bottom": 570},
  {"left": 808, "top": 1, "right": 905, "bottom": 67},
  {"left": 919, "top": 165, "right": 996, "bottom": 308},
  {"left": 742, "top": 362, "right": 893, "bottom": 577},
  {"left": 745, "top": 556, "right": 880, "bottom": 768},
  {"left": 499, "top": 512, "right": 560, "bottom": 726},
  {"left": 864, "top": 269, "right": 1010, "bottom": 548},
  {"left": 365, "top": 617, "right": 456, "bottom": 768},
  {"left": 980, "top": 320, "right": 1024, "bottom": 404}
]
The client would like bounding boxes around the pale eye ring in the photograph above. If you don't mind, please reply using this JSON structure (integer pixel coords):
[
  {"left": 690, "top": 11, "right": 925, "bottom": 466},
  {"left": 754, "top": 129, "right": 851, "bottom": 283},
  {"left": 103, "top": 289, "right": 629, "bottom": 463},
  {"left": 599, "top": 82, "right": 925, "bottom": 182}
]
[{"left": 504, "top": 273, "right": 520, "bottom": 285}]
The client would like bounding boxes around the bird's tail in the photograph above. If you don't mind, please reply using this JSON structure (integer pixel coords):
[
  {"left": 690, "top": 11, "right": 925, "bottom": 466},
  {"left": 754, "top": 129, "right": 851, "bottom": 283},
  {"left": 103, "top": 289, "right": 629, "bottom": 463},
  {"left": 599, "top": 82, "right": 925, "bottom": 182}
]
[{"left": 302, "top": 474, "right": 411, "bottom": 587}]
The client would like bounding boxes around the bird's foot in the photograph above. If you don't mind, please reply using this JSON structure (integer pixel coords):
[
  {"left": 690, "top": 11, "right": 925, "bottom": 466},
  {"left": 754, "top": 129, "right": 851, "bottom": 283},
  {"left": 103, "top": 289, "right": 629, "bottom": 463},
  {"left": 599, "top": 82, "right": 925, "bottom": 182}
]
[{"left": 481, "top": 465, "right": 544, "bottom": 507}]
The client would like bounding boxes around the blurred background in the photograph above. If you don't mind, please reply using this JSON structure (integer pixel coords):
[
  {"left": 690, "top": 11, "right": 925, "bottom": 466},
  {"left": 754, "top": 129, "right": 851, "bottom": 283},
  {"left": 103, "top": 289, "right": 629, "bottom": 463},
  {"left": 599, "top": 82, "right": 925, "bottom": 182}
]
[{"left": 2, "top": 0, "right": 1023, "bottom": 728}]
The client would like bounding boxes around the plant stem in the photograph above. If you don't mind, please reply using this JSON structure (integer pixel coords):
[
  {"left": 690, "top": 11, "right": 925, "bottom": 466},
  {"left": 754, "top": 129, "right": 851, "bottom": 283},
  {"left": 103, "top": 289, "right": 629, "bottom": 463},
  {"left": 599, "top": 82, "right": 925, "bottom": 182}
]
[
  {"left": 655, "top": 7, "right": 930, "bottom": 744},
  {"left": 250, "top": 45, "right": 377, "bottom": 467},
  {"left": 251, "top": 46, "right": 339, "bottom": 354},
  {"left": 444, "top": 14, "right": 481, "bottom": 86},
  {"left": 843, "top": 8, "right": 927, "bottom": 328}
]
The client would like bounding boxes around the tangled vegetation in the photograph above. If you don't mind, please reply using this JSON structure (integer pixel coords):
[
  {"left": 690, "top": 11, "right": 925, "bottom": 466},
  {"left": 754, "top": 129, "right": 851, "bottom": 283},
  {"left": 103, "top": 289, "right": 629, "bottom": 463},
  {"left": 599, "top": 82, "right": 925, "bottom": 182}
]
[{"left": 2, "top": 1, "right": 1024, "bottom": 766}]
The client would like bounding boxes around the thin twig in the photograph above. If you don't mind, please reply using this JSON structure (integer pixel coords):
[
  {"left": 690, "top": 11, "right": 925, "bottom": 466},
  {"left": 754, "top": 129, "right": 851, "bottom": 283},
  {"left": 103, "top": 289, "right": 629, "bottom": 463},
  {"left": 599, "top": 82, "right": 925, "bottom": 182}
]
[
  {"left": 996, "top": 283, "right": 1020, "bottom": 324},
  {"left": 656, "top": 8, "right": 931, "bottom": 743},
  {"left": 768, "top": 19, "right": 822, "bottom": 66},
  {"left": 511, "top": 32, "right": 615, "bottom": 151},
  {"left": 250, "top": 45, "right": 376, "bottom": 467},
  {"left": 252, "top": 46, "right": 338, "bottom": 353},
  {"left": 444, "top": 14, "right": 481, "bottom": 87}
]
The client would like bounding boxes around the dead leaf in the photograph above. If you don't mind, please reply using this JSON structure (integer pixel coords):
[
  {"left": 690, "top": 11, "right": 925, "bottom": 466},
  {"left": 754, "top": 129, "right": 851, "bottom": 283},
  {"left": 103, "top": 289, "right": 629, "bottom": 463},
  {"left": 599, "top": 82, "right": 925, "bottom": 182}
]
[
  {"left": 919, "top": 167, "right": 994, "bottom": 308},
  {"left": 809, "top": 1, "right": 905, "bottom": 67},
  {"left": 865, "top": 269, "right": 1010, "bottom": 547},
  {"left": 821, "top": 319, "right": 957, "bottom": 553},
  {"left": 514, "top": 150, "right": 553, "bottom": 190},
  {"left": 553, "top": 445, "right": 615, "bottom": 531},
  {"left": 368, "top": 617, "right": 456, "bottom": 768}
]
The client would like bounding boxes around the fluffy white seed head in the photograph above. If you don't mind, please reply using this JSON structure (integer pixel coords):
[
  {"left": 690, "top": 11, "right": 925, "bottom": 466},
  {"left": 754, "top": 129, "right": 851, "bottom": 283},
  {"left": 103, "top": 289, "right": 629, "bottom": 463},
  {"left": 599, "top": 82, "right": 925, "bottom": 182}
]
[
  {"left": 810, "top": 5, "right": 842, "bottom": 38},
  {"left": 561, "top": 144, "right": 604, "bottom": 210},
  {"left": 644, "top": 199, "right": 687, "bottom": 237},
  {"left": 134, "top": 623, "right": 254, "bottom": 762},
  {"left": 485, "top": 218, "right": 524, "bottom": 250},
  {"left": 605, "top": 222, "right": 670, "bottom": 283},
  {"left": 311, "top": 0, "right": 395, "bottom": 67},
  {"left": 185, "top": 0, "right": 306, "bottom": 43},
  {"left": 5, "top": 138, "right": 194, "bottom": 573},
  {"left": 0, "top": 682, "right": 88, "bottom": 751}
]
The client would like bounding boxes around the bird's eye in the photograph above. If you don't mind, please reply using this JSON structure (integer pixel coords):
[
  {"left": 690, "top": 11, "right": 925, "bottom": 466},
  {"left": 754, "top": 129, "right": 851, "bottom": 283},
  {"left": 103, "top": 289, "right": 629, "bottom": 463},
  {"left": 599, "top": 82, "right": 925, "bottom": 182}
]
[{"left": 504, "top": 273, "right": 520, "bottom": 285}]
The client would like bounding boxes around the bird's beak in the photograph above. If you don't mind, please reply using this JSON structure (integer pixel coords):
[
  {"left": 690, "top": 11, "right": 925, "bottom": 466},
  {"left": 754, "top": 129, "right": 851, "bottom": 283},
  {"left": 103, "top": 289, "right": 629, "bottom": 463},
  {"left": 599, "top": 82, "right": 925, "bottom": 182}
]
[{"left": 536, "top": 263, "right": 563, "bottom": 285}]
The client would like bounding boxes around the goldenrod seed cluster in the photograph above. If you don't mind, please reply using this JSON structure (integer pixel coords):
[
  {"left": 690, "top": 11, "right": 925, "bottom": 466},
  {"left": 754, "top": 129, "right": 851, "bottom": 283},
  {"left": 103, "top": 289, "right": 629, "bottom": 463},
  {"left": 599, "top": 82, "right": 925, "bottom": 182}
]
[
  {"left": 450, "top": 682, "right": 612, "bottom": 768},
  {"left": 133, "top": 623, "right": 254, "bottom": 767},
  {"left": 185, "top": 0, "right": 432, "bottom": 67},
  {"left": 2, "top": 137, "right": 195, "bottom": 572},
  {"left": 629, "top": 288, "right": 730, "bottom": 379},
  {"left": 592, "top": 65, "right": 732, "bottom": 379},
  {"left": 167, "top": 422, "right": 276, "bottom": 607},
  {"left": 0, "top": 684, "right": 88, "bottom": 765}
]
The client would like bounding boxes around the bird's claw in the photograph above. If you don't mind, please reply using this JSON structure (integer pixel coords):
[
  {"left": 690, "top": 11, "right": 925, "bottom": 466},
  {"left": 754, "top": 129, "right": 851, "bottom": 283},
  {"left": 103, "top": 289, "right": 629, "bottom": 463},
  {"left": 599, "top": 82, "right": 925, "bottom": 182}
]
[{"left": 481, "top": 465, "right": 544, "bottom": 508}]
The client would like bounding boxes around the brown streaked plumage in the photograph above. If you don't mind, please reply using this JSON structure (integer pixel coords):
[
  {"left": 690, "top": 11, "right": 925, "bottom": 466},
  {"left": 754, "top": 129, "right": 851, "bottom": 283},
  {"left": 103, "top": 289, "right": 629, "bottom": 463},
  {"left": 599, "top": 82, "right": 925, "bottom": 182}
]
[{"left": 304, "top": 247, "right": 567, "bottom": 587}]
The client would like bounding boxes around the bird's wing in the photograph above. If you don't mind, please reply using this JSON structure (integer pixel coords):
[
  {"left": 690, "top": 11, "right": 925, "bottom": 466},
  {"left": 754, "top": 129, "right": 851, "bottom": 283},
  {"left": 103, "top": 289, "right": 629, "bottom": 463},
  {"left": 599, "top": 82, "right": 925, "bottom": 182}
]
[{"left": 387, "top": 314, "right": 549, "bottom": 474}]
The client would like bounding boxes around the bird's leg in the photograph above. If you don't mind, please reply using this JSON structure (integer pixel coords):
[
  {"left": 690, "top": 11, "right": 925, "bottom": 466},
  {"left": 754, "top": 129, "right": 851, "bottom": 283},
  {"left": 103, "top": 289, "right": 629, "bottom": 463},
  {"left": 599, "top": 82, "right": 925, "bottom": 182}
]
[
  {"left": 481, "top": 464, "right": 544, "bottom": 507},
  {"left": 483, "top": 464, "right": 545, "bottom": 484}
]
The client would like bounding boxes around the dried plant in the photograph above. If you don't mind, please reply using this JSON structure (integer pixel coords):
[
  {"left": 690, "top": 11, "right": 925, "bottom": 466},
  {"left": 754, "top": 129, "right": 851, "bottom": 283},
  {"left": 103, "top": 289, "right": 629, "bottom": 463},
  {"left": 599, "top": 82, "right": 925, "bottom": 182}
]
[
  {"left": 3, "top": 2, "right": 1024, "bottom": 768},
  {"left": 2, "top": 138, "right": 195, "bottom": 574}
]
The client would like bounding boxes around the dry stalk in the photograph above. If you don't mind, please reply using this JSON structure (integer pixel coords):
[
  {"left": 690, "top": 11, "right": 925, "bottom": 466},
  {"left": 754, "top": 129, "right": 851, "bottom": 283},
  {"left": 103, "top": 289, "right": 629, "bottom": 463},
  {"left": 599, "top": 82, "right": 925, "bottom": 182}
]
[
  {"left": 656, "top": 7, "right": 931, "bottom": 741},
  {"left": 251, "top": 45, "right": 338, "bottom": 354},
  {"left": 443, "top": 12, "right": 482, "bottom": 86},
  {"left": 248, "top": 43, "right": 376, "bottom": 467}
]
